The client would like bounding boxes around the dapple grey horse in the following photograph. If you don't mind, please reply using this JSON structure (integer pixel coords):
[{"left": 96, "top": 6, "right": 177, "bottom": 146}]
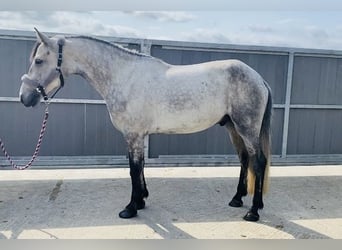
[{"left": 19, "top": 29, "right": 272, "bottom": 222}]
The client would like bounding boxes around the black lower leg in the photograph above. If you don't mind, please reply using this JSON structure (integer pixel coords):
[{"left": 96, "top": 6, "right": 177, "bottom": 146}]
[
  {"left": 243, "top": 151, "right": 266, "bottom": 222},
  {"left": 119, "top": 152, "right": 149, "bottom": 219},
  {"left": 229, "top": 151, "right": 248, "bottom": 207},
  {"left": 243, "top": 184, "right": 263, "bottom": 222}
]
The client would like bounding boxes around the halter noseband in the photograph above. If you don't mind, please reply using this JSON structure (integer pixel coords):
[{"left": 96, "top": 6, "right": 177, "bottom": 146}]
[{"left": 36, "top": 42, "right": 65, "bottom": 101}]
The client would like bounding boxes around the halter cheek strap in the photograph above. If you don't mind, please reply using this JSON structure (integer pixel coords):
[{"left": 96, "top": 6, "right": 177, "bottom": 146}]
[
  {"left": 36, "top": 42, "right": 65, "bottom": 100},
  {"left": 50, "top": 42, "right": 65, "bottom": 99}
]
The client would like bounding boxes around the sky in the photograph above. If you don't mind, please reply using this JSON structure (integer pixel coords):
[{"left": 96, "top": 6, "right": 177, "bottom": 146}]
[{"left": 0, "top": 7, "right": 342, "bottom": 50}]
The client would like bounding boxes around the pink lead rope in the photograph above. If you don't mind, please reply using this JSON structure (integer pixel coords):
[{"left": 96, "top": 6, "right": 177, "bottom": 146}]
[{"left": 0, "top": 104, "right": 49, "bottom": 170}]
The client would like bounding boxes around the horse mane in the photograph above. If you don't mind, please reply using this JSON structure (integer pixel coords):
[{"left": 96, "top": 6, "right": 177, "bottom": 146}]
[
  {"left": 68, "top": 35, "right": 151, "bottom": 58},
  {"left": 29, "top": 35, "right": 151, "bottom": 64}
]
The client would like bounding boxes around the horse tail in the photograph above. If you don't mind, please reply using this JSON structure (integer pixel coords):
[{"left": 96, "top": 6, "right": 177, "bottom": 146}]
[{"left": 247, "top": 81, "right": 272, "bottom": 195}]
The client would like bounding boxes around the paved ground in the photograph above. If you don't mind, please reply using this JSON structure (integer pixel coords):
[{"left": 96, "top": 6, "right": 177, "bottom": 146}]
[{"left": 0, "top": 165, "right": 341, "bottom": 239}]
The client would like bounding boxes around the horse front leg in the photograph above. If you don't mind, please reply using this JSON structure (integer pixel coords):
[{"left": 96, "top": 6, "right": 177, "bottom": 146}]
[{"left": 119, "top": 134, "right": 149, "bottom": 219}]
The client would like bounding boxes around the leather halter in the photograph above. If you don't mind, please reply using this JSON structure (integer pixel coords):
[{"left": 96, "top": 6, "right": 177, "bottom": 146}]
[{"left": 36, "top": 42, "right": 65, "bottom": 100}]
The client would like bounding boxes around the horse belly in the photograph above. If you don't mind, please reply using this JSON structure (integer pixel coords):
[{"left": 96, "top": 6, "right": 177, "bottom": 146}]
[{"left": 151, "top": 103, "right": 225, "bottom": 134}]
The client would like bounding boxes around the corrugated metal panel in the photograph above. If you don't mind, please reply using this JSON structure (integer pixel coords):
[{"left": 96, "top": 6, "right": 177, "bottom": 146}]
[
  {"left": 292, "top": 56, "right": 342, "bottom": 105},
  {"left": 287, "top": 109, "right": 342, "bottom": 154},
  {"left": 0, "top": 39, "right": 33, "bottom": 97},
  {"left": 83, "top": 104, "right": 126, "bottom": 156},
  {"left": 271, "top": 108, "right": 284, "bottom": 155},
  {"left": 0, "top": 102, "right": 127, "bottom": 157},
  {"left": 0, "top": 102, "right": 48, "bottom": 156}
]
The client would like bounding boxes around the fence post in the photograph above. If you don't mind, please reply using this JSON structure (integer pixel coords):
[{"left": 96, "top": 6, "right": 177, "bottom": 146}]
[{"left": 281, "top": 51, "right": 295, "bottom": 158}]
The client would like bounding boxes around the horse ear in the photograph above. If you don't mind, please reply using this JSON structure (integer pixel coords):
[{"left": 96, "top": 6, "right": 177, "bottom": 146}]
[{"left": 34, "top": 28, "right": 52, "bottom": 46}]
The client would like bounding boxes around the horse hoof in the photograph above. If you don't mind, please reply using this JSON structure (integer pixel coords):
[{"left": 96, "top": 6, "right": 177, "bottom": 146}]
[
  {"left": 119, "top": 208, "right": 137, "bottom": 219},
  {"left": 243, "top": 211, "right": 259, "bottom": 222},
  {"left": 137, "top": 200, "right": 145, "bottom": 210},
  {"left": 229, "top": 198, "right": 243, "bottom": 207}
]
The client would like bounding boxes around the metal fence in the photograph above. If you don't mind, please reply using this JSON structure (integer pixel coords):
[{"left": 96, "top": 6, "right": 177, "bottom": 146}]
[{"left": 0, "top": 29, "right": 341, "bottom": 167}]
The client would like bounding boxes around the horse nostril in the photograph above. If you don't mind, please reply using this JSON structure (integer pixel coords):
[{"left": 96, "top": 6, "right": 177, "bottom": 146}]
[{"left": 20, "top": 93, "right": 35, "bottom": 107}]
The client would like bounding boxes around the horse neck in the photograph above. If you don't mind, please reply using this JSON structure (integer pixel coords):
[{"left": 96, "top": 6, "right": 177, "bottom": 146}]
[{"left": 64, "top": 37, "right": 142, "bottom": 99}]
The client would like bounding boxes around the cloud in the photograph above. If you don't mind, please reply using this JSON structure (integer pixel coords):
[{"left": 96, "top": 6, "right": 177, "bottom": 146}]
[
  {"left": 0, "top": 11, "right": 142, "bottom": 38},
  {"left": 181, "top": 28, "right": 231, "bottom": 44},
  {"left": 124, "top": 11, "right": 196, "bottom": 23},
  {"left": 0, "top": 11, "right": 42, "bottom": 31},
  {"left": 246, "top": 24, "right": 274, "bottom": 33},
  {"left": 178, "top": 21, "right": 342, "bottom": 50},
  {"left": 1, "top": 11, "right": 342, "bottom": 51},
  {"left": 48, "top": 12, "right": 142, "bottom": 38},
  {"left": 305, "top": 25, "right": 328, "bottom": 38}
]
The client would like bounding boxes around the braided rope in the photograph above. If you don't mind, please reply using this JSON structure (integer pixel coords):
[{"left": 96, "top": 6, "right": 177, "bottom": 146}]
[{"left": 0, "top": 105, "right": 49, "bottom": 170}]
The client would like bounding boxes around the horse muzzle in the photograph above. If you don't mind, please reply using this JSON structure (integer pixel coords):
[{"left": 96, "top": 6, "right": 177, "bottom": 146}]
[
  {"left": 19, "top": 74, "right": 41, "bottom": 107},
  {"left": 20, "top": 89, "right": 41, "bottom": 107}
]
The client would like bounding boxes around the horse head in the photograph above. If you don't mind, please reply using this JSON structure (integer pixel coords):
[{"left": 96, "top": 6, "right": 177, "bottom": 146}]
[{"left": 19, "top": 28, "right": 65, "bottom": 107}]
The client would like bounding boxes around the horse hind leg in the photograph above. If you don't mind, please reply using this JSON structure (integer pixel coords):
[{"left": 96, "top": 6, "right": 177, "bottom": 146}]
[
  {"left": 243, "top": 148, "right": 267, "bottom": 222},
  {"left": 224, "top": 118, "right": 249, "bottom": 208},
  {"left": 228, "top": 117, "right": 270, "bottom": 222}
]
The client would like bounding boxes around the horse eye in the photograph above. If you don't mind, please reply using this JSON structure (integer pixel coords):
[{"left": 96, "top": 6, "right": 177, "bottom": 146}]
[{"left": 35, "top": 59, "right": 43, "bottom": 65}]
